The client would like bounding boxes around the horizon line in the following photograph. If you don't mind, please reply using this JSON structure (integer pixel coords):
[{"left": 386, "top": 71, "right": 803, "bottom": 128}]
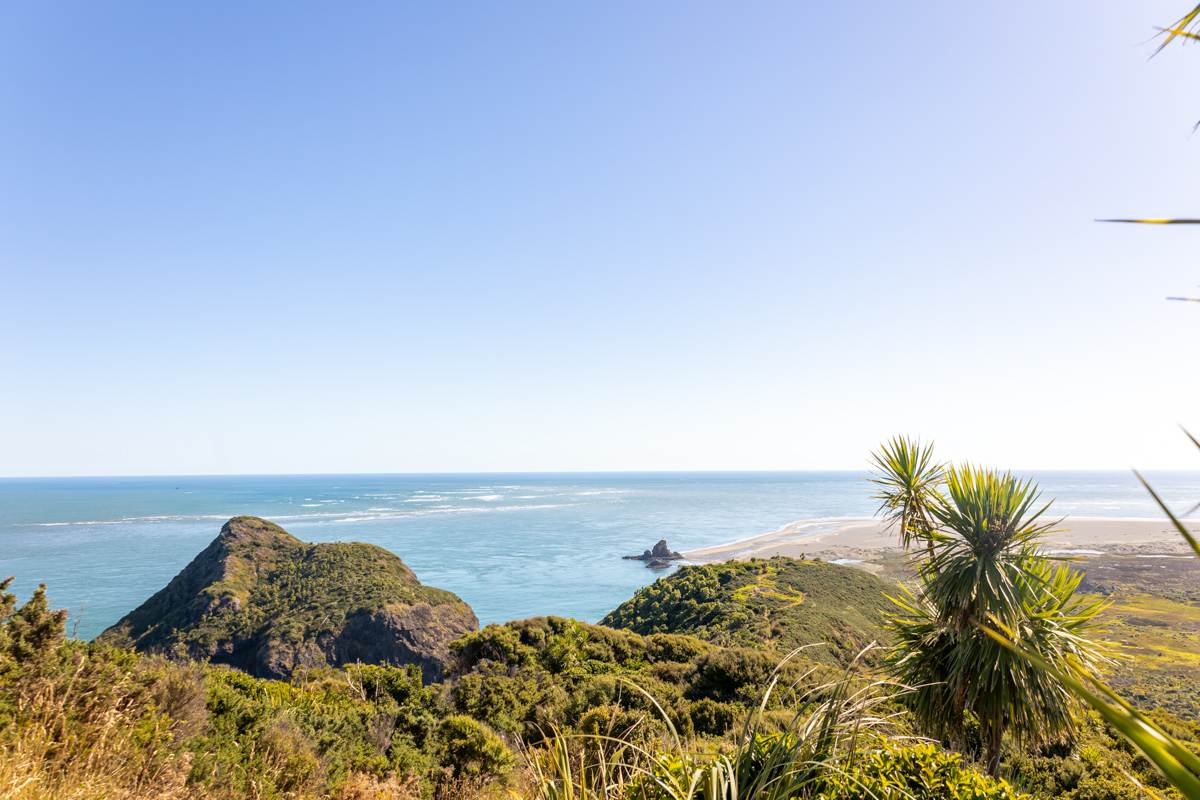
[{"left": 3, "top": 467, "right": 1199, "bottom": 480}]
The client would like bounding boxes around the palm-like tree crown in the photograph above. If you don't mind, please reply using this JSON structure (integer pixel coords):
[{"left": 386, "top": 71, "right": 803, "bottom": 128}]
[
  {"left": 869, "top": 436, "right": 944, "bottom": 551},
  {"left": 924, "top": 465, "right": 1055, "bottom": 623}
]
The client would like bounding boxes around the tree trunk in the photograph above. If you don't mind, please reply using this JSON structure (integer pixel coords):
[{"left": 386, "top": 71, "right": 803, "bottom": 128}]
[
  {"left": 950, "top": 678, "right": 969, "bottom": 752},
  {"left": 983, "top": 721, "right": 1005, "bottom": 776}
]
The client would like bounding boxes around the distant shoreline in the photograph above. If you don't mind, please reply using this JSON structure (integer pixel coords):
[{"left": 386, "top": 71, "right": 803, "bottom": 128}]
[{"left": 684, "top": 516, "right": 1200, "bottom": 563}]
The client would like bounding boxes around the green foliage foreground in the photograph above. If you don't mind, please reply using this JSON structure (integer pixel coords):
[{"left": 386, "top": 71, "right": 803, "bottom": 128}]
[
  {"left": 0, "top": 576, "right": 1028, "bottom": 800},
  {"left": 526, "top": 649, "right": 1025, "bottom": 800}
]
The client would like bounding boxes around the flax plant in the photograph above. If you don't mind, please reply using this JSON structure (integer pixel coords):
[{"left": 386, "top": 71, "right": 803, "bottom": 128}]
[{"left": 524, "top": 647, "right": 910, "bottom": 800}]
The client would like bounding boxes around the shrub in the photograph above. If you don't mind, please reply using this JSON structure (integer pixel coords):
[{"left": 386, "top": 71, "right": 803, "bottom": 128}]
[
  {"left": 686, "top": 698, "right": 737, "bottom": 737},
  {"left": 816, "top": 740, "right": 1026, "bottom": 799},
  {"left": 436, "top": 715, "right": 513, "bottom": 781}
]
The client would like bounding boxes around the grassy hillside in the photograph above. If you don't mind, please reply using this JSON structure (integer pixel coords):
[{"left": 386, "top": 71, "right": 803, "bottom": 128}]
[
  {"left": 1044, "top": 554, "right": 1200, "bottom": 718},
  {"left": 1093, "top": 592, "right": 1200, "bottom": 720},
  {"left": 601, "top": 557, "right": 893, "bottom": 664}
]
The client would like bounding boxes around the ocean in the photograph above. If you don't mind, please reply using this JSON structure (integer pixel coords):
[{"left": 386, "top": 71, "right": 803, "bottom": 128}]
[{"left": 2, "top": 470, "right": 1198, "bottom": 640}]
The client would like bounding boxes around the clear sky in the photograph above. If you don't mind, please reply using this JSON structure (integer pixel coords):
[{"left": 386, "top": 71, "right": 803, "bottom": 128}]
[{"left": 3, "top": 1, "right": 1200, "bottom": 476}]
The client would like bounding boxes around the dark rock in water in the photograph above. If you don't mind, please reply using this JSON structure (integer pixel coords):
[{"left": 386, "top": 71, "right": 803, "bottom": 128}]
[
  {"left": 97, "top": 515, "right": 478, "bottom": 683},
  {"left": 652, "top": 539, "right": 683, "bottom": 559},
  {"left": 623, "top": 538, "right": 684, "bottom": 567}
]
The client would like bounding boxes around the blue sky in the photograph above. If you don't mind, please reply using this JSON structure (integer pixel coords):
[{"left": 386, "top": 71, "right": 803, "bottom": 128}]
[{"left": 3, "top": 1, "right": 1199, "bottom": 476}]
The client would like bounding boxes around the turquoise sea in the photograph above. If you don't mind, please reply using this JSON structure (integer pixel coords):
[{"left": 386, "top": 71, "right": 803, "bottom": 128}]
[{"left": 2, "top": 471, "right": 1198, "bottom": 640}]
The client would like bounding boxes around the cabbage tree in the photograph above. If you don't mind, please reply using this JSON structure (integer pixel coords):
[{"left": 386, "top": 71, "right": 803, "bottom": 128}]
[{"left": 878, "top": 455, "right": 1108, "bottom": 775}]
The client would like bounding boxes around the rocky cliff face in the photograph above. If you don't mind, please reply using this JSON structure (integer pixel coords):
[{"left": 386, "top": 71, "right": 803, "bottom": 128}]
[{"left": 98, "top": 516, "right": 477, "bottom": 682}]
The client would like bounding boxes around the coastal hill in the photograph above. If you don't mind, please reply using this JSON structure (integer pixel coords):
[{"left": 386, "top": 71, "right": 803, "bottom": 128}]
[
  {"left": 98, "top": 515, "right": 477, "bottom": 681},
  {"left": 602, "top": 556, "right": 892, "bottom": 664},
  {"left": 6, "top": 522, "right": 1185, "bottom": 798}
]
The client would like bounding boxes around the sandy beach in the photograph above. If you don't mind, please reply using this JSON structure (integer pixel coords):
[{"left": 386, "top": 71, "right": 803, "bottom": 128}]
[{"left": 685, "top": 516, "right": 1200, "bottom": 563}]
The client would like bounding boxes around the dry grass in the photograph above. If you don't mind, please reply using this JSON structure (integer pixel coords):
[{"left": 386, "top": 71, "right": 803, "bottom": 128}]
[
  {"left": 0, "top": 731, "right": 189, "bottom": 800},
  {"left": 0, "top": 646, "right": 189, "bottom": 800},
  {"left": 0, "top": 648, "right": 478, "bottom": 800}
]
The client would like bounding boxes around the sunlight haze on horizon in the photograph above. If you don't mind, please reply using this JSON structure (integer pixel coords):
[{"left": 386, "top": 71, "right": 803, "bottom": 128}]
[{"left": 3, "top": 1, "right": 1200, "bottom": 477}]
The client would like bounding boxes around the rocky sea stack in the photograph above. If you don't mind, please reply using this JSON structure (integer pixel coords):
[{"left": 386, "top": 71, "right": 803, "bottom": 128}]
[
  {"left": 623, "top": 538, "right": 685, "bottom": 568},
  {"left": 98, "top": 516, "right": 477, "bottom": 682}
]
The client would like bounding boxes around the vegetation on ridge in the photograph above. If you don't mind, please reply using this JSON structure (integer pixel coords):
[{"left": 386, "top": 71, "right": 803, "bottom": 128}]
[
  {"left": 0, "top": 576, "right": 867, "bottom": 798},
  {"left": 600, "top": 558, "right": 892, "bottom": 666},
  {"left": 0, "top": 568, "right": 1026, "bottom": 800},
  {"left": 98, "top": 516, "right": 478, "bottom": 681}
]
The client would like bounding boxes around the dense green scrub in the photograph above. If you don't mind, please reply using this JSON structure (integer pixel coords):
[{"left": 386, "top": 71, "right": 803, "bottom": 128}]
[
  {"left": 0, "top": 578, "right": 1012, "bottom": 800},
  {"left": 601, "top": 558, "right": 892, "bottom": 664},
  {"left": 5, "top": 551, "right": 1198, "bottom": 799},
  {"left": 0, "top": 586, "right": 504, "bottom": 798},
  {"left": 447, "top": 615, "right": 841, "bottom": 741},
  {"left": 1003, "top": 710, "right": 1200, "bottom": 800}
]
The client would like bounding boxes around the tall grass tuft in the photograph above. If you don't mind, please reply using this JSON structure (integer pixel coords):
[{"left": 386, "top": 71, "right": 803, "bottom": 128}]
[
  {"left": 0, "top": 581, "right": 193, "bottom": 800},
  {"left": 522, "top": 646, "right": 930, "bottom": 800}
]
